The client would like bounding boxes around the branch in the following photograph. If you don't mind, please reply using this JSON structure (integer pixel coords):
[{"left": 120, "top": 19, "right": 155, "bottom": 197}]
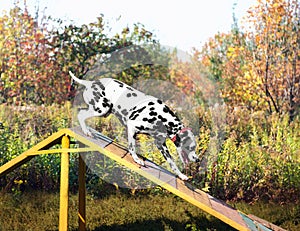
[{"left": 264, "top": 56, "right": 279, "bottom": 114}]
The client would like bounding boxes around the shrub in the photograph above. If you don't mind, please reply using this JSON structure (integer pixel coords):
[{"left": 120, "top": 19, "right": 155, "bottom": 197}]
[
  {"left": 0, "top": 103, "right": 73, "bottom": 191},
  {"left": 0, "top": 103, "right": 299, "bottom": 202},
  {"left": 207, "top": 110, "right": 300, "bottom": 202}
]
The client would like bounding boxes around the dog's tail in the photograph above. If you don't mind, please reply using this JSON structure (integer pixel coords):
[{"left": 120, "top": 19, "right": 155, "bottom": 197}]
[{"left": 69, "top": 71, "right": 89, "bottom": 86}]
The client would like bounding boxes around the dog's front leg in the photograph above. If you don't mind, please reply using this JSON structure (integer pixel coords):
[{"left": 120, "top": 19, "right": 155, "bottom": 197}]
[
  {"left": 156, "top": 141, "right": 189, "bottom": 181},
  {"left": 77, "top": 107, "right": 101, "bottom": 137},
  {"left": 127, "top": 126, "right": 145, "bottom": 166}
]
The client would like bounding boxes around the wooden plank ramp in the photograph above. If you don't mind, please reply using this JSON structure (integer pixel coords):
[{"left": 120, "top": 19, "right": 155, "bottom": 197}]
[
  {"left": 0, "top": 127, "right": 287, "bottom": 231},
  {"left": 68, "top": 127, "right": 285, "bottom": 231}
]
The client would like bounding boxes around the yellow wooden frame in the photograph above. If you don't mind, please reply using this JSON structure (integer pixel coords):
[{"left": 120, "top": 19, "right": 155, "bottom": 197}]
[{"left": 0, "top": 128, "right": 285, "bottom": 231}]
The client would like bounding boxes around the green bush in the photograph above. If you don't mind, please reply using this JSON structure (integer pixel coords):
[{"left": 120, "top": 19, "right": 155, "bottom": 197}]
[
  {"left": 207, "top": 111, "right": 300, "bottom": 202},
  {"left": 0, "top": 103, "right": 73, "bottom": 191},
  {"left": 0, "top": 104, "right": 299, "bottom": 202}
]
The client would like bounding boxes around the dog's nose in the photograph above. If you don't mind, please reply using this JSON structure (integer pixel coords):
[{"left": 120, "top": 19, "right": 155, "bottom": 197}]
[{"left": 195, "top": 158, "right": 200, "bottom": 163}]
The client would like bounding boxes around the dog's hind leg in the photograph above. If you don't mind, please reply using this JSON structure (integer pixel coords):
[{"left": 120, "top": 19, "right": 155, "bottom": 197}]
[
  {"left": 77, "top": 107, "right": 103, "bottom": 137},
  {"left": 127, "top": 125, "right": 145, "bottom": 166},
  {"left": 155, "top": 141, "right": 189, "bottom": 181}
]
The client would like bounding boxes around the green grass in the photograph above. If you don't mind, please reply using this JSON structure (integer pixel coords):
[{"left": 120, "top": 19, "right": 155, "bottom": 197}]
[
  {"left": 0, "top": 190, "right": 233, "bottom": 231},
  {"left": 0, "top": 190, "right": 299, "bottom": 231},
  {"left": 233, "top": 201, "right": 300, "bottom": 231}
]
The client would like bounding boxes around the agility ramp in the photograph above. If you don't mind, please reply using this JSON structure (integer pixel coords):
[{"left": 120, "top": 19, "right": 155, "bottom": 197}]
[{"left": 0, "top": 127, "right": 286, "bottom": 231}]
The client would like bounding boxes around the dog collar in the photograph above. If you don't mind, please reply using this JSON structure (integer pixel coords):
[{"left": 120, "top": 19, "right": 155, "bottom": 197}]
[{"left": 171, "top": 127, "right": 192, "bottom": 143}]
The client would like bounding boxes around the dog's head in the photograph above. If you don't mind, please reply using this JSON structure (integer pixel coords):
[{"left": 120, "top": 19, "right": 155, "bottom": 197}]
[{"left": 172, "top": 128, "right": 199, "bottom": 166}]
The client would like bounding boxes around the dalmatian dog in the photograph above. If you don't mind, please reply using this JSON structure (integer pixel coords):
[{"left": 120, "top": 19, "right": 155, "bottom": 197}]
[{"left": 70, "top": 71, "right": 199, "bottom": 180}]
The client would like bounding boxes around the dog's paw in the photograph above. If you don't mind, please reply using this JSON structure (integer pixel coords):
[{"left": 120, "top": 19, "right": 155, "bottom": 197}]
[
  {"left": 178, "top": 173, "right": 189, "bottom": 181},
  {"left": 82, "top": 128, "right": 93, "bottom": 137},
  {"left": 133, "top": 156, "right": 145, "bottom": 166}
]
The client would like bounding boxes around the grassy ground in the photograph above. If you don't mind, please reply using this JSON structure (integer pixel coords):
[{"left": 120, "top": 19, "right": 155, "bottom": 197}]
[
  {"left": 233, "top": 201, "right": 300, "bottom": 231},
  {"left": 0, "top": 190, "right": 298, "bottom": 231}
]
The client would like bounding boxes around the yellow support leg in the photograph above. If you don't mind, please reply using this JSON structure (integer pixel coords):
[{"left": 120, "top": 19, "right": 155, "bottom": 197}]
[
  {"left": 78, "top": 152, "right": 86, "bottom": 231},
  {"left": 59, "top": 135, "right": 70, "bottom": 231}
]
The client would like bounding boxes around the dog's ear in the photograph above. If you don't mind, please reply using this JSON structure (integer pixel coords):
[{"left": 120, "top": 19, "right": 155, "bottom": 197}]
[{"left": 173, "top": 134, "right": 181, "bottom": 147}]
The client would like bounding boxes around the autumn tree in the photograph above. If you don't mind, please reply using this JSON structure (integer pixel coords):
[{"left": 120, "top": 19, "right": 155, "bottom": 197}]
[
  {"left": 198, "top": 0, "right": 299, "bottom": 120},
  {"left": 0, "top": 6, "right": 70, "bottom": 105},
  {"left": 246, "top": 0, "right": 300, "bottom": 119},
  {"left": 0, "top": 3, "right": 159, "bottom": 105},
  {"left": 50, "top": 18, "right": 158, "bottom": 79},
  {"left": 197, "top": 30, "right": 252, "bottom": 107}
]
